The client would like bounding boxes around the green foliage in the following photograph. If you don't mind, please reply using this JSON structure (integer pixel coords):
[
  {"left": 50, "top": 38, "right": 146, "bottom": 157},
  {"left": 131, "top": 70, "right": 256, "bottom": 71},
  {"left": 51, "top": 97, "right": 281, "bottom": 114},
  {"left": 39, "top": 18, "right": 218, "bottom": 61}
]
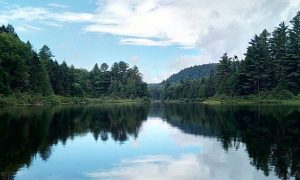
[
  {"left": 148, "top": 84, "right": 163, "bottom": 100},
  {"left": 28, "top": 53, "right": 52, "bottom": 95},
  {"left": 216, "top": 53, "right": 233, "bottom": 95},
  {"left": 0, "top": 24, "right": 149, "bottom": 101},
  {"left": 162, "top": 11, "right": 300, "bottom": 102},
  {"left": 162, "top": 63, "right": 217, "bottom": 84}
]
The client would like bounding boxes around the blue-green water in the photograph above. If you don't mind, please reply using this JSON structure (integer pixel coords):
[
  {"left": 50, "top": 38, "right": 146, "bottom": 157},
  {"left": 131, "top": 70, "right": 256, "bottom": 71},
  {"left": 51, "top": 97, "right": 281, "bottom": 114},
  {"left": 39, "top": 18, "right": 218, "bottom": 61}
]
[{"left": 0, "top": 104, "right": 299, "bottom": 180}]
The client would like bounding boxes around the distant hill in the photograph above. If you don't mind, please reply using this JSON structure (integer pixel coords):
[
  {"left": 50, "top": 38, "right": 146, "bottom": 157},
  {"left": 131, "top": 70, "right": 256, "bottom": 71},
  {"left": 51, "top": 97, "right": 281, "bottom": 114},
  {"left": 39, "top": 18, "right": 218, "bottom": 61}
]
[
  {"left": 162, "top": 63, "right": 217, "bottom": 84},
  {"left": 148, "top": 63, "right": 217, "bottom": 100}
]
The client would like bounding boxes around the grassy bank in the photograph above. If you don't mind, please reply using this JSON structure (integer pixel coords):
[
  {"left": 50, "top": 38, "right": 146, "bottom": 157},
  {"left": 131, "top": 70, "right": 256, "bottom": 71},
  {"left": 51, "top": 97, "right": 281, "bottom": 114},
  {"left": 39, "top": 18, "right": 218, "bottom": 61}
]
[
  {"left": 202, "top": 98, "right": 300, "bottom": 105},
  {"left": 163, "top": 91, "right": 300, "bottom": 105},
  {"left": 0, "top": 94, "right": 150, "bottom": 106},
  {"left": 203, "top": 93, "right": 300, "bottom": 105},
  {"left": 163, "top": 98, "right": 300, "bottom": 105}
]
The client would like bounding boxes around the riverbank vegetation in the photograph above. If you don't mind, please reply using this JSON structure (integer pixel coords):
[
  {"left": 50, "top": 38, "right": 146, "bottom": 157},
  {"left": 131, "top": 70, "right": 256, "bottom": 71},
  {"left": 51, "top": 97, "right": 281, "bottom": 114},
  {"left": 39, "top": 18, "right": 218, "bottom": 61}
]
[
  {"left": 159, "top": 12, "right": 300, "bottom": 104},
  {"left": 0, "top": 25, "right": 149, "bottom": 105}
]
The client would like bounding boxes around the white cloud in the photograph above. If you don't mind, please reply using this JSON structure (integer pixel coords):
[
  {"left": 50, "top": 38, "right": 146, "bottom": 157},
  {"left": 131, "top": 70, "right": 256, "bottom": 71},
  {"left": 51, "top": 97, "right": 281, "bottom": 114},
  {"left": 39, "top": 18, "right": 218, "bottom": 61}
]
[
  {"left": 84, "top": 0, "right": 300, "bottom": 50},
  {"left": 120, "top": 38, "right": 172, "bottom": 47},
  {"left": 88, "top": 0, "right": 300, "bottom": 82},
  {"left": 0, "top": 7, "right": 47, "bottom": 24},
  {"left": 1, "top": 0, "right": 300, "bottom": 83},
  {"left": 2, "top": 1, "right": 300, "bottom": 50},
  {"left": 170, "top": 54, "right": 210, "bottom": 71},
  {"left": 0, "top": 6, "right": 94, "bottom": 26},
  {"left": 144, "top": 71, "right": 175, "bottom": 83},
  {"left": 87, "top": 154, "right": 206, "bottom": 180},
  {"left": 51, "top": 12, "right": 94, "bottom": 22},
  {"left": 15, "top": 24, "right": 43, "bottom": 32},
  {"left": 48, "top": 3, "right": 69, "bottom": 8}
]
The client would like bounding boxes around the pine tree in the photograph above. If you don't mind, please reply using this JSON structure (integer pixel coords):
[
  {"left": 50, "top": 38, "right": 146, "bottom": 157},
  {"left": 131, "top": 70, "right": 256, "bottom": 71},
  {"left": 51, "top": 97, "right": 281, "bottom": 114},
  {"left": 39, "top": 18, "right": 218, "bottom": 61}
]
[
  {"left": 28, "top": 53, "right": 52, "bottom": 95},
  {"left": 205, "top": 70, "right": 216, "bottom": 97},
  {"left": 238, "top": 36, "right": 259, "bottom": 95},
  {"left": 90, "top": 63, "right": 102, "bottom": 97},
  {"left": 216, "top": 53, "right": 232, "bottom": 95},
  {"left": 60, "top": 61, "right": 71, "bottom": 96},
  {"left": 98, "top": 63, "right": 111, "bottom": 95},
  {"left": 5, "top": 24, "right": 18, "bottom": 38},
  {"left": 270, "top": 22, "right": 289, "bottom": 88},
  {"left": 256, "top": 30, "right": 273, "bottom": 91},
  {"left": 287, "top": 12, "right": 300, "bottom": 94},
  {"left": 49, "top": 60, "right": 64, "bottom": 95},
  {"left": 39, "top": 45, "right": 53, "bottom": 62},
  {"left": 239, "top": 32, "right": 272, "bottom": 95}
]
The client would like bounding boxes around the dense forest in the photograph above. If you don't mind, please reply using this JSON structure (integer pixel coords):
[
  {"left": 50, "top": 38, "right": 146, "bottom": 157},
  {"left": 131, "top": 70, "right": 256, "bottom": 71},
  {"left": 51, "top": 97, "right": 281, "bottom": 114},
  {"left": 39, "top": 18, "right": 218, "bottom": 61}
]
[
  {"left": 160, "top": 12, "right": 300, "bottom": 101},
  {"left": 162, "top": 63, "right": 217, "bottom": 84},
  {"left": 0, "top": 25, "right": 149, "bottom": 101}
]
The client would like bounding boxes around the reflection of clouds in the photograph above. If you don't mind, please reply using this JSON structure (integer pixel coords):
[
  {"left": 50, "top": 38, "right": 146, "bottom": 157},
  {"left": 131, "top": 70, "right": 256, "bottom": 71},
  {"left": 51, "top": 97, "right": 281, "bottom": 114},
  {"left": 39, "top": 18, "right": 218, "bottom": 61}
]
[
  {"left": 87, "top": 154, "right": 207, "bottom": 180},
  {"left": 87, "top": 151, "right": 276, "bottom": 180},
  {"left": 87, "top": 118, "right": 278, "bottom": 180},
  {"left": 170, "top": 129, "right": 209, "bottom": 148}
]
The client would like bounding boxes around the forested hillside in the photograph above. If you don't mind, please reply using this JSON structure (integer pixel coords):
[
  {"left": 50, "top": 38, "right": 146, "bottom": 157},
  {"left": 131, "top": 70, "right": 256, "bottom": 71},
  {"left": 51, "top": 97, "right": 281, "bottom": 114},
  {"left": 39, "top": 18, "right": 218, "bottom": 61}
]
[
  {"left": 162, "top": 63, "right": 217, "bottom": 84},
  {"left": 148, "top": 63, "right": 217, "bottom": 100},
  {"left": 0, "top": 25, "right": 149, "bottom": 101},
  {"left": 162, "top": 12, "right": 300, "bottom": 102}
]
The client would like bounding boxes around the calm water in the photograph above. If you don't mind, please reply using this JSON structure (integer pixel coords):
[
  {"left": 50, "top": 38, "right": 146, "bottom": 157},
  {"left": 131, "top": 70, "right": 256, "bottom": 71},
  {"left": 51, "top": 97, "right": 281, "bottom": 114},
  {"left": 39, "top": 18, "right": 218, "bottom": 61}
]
[{"left": 0, "top": 103, "right": 300, "bottom": 180}]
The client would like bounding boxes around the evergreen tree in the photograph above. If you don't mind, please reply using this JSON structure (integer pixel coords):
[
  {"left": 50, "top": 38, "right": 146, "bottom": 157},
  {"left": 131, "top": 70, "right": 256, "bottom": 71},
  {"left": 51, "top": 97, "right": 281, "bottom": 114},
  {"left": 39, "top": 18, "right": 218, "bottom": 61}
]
[
  {"left": 216, "top": 53, "right": 232, "bottom": 95},
  {"left": 60, "top": 61, "right": 71, "bottom": 95},
  {"left": 48, "top": 60, "right": 64, "bottom": 95},
  {"left": 270, "top": 22, "right": 289, "bottom": 88},
  {"left": 39, "top": 45, "right": 53, "bottom": 62},
  {"left": 28, "top": 53, "right": 52, "bottom": 95},
  {"left": 205, "top": 70, "right": 216, "bottom": 97},
  {"left": 287, "top": 12, "right": 300, "bottom": 93},
  {"left": 99, "top": 63, "right": 111, "bottom": 95},
  {"left": 90, "top": 63, "right": 102, "bottom": 97},
  {"left": 256, "top": 30, "right": 273, "bottom": 91}
]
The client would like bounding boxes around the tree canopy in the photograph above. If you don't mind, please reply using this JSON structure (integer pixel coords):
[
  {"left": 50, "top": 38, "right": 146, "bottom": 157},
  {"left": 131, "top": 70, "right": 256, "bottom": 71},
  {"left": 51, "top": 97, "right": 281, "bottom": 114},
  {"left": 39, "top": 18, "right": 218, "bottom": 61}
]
[{"left": 0, "top": 25, "right": 149, "bottom": 99}]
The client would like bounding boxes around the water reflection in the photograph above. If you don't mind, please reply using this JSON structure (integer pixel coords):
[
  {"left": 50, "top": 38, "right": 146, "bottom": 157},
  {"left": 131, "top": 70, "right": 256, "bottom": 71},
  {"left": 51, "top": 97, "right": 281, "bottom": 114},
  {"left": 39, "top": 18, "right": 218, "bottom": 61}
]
[
  {"left": 0, "top": 104, "right": 149, "bottom": 179},
  {"left": 155, "top": 104, "right": 300, "bottom": 180},
  {"left": 0, "top": 103, "right": 299, "bottom": 180}
]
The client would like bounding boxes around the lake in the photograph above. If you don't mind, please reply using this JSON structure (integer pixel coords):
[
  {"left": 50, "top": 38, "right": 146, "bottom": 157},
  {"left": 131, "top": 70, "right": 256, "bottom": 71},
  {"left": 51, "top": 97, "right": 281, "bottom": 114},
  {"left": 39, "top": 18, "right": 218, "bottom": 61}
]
[{"left": 0, "top": 103, "right": 299, "bottom": 180}]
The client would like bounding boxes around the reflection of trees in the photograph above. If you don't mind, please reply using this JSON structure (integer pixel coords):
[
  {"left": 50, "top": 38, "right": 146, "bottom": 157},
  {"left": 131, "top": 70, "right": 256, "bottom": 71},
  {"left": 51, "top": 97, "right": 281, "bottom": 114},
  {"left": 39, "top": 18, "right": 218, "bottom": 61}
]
[
  {"left": 1, "top": 103, "right": 299, "bottom": 180},
  {"left": 160, "top": 104, "right": 300, "bottom": 180},
  {"left": 0, "top": 104, "right": 149, "bottom": 180}
]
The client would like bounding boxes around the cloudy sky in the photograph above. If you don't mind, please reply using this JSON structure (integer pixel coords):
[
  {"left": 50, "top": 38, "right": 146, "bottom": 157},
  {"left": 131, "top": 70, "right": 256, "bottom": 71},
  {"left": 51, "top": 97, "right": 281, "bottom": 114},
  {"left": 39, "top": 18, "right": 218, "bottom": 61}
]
[{"left": 0, "top": 0, "right": 299, "bottom": 83}]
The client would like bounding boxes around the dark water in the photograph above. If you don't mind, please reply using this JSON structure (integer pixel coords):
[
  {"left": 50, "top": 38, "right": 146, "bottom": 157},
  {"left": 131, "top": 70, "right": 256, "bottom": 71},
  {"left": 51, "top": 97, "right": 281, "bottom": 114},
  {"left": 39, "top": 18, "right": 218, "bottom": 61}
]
[{"left": 0, "top": 103, "right": 300, "bottom": 180}]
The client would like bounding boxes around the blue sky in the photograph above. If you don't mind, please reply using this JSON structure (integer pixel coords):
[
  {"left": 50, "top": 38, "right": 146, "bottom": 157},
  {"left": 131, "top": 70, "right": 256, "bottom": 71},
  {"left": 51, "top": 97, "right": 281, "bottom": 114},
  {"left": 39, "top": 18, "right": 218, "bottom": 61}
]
[{"left": 0, "top": 0, "right": 299, "bottom": 83}]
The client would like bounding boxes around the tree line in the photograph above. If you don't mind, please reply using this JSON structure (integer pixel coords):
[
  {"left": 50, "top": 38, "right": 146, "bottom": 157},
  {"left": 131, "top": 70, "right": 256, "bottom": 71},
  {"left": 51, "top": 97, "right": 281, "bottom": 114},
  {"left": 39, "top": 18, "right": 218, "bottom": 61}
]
[
  {"left": 162, "top": 12, "right": 300, "bottom": 101},
  {"left": 0, "top": 25, "right": 149, "bottom": 99}
]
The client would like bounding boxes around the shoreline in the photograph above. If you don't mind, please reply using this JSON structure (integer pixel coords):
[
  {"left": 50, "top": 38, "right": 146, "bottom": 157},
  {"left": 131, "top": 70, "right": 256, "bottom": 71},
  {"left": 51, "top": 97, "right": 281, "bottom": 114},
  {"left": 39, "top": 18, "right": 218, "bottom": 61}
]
[
  {"left": 2, "top": 95, "right": 300, "bottom": 106},
  {"left": 0, "top": 94, "right": 150, "bottom": 106},
  {"left": 161, "top": 98, "right": 300, "bottom": 105}
]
